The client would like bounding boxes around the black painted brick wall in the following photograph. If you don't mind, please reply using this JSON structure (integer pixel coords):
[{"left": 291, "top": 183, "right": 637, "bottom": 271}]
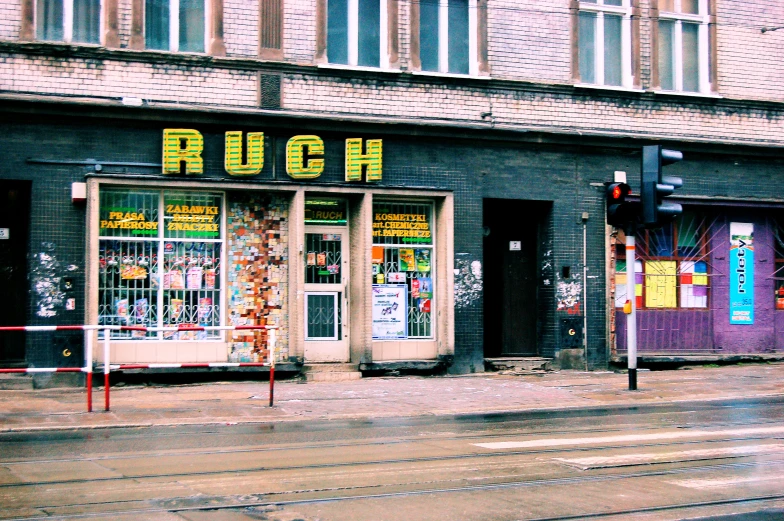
[{"left": 2, "top": 114, "right": 782, "bottom": 372}]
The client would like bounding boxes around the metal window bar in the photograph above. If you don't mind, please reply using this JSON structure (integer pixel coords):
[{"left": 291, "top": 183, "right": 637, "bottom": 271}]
[
  {"left": 376, "top": 247, "right": 433, "bottom": 338},
  {"left": 98, "top": 189, "right": 223, "bottom": 340}
]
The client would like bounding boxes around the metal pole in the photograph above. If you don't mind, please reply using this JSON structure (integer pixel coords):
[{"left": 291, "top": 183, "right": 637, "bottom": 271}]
[
  {"left": 103, "top": 328, "right": 110, "bottom": 411},
  {"left": 625, "top": 223, "right": 638, "bottom": 390},
  {"left": 269, "top": 328, "right": 276, "bottom": 407},
  {"left": 583, "top": 219, "right": 589, "bottom": 371},
  {"left": 86, "top": 330, "right": 93, "bottom": 413}
]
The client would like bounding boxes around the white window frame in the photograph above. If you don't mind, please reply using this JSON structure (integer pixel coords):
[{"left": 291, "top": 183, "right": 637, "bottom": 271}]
[
  {"left": 658, "top": 0, "right": 710, "bottom": 93},
  {"left": 578, "top": 0, "right": 633, "bottom": 88},
  {"left": 37, "top": 0, "right": 103, "bottom": 43},
  {"left": 342, "top": 0, "right": 389, "bottom": 68},
  {"left": 148, "top": 0, "right": 210, "bottom": 52},
  {"left": 429, "top": 0, "right": 478, "bottom": 76}
]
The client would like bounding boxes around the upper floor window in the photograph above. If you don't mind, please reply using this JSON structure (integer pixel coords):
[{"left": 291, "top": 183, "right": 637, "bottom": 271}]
[
  {"left": 577, "top": 0, "right": 632, "bottom": 87},
  {"left": 145, "top": 0, "right": 205, "bottom": 52},
  {"left": 327, "top": 0, "right": 388, "bottom": 67},
  {"left": 419, "top": 0, "right": 476, "bottom": 75},
  {"left": 657, "top": 0, "right": 710, "bottom": 93},
  {"left": 36, "top": 0, "right": 100, "bottom": 43}
]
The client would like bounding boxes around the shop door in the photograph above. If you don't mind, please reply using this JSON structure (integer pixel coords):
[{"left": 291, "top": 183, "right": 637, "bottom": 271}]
[
  {"left": 303, "top": 227, "right": 349, "bottom": 362},
  {"left": 0, "top": 181, "right": 31, "bottom": 365},
  {"left": 483, "top": 199, "right": 540, "bottom": 357}
]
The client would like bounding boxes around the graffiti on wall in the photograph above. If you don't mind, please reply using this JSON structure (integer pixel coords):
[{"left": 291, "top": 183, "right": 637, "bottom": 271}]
[
  {"left": 29, "top": 242, "right": 78, "bottom": 318},
  {"left": 454, "top": 255, "right": 483, "bottom": 309}
]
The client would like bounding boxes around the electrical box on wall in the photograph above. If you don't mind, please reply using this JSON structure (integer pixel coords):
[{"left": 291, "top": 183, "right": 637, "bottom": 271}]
[{"left": 560, "top": 317, "right": 584, "bottom": 348}]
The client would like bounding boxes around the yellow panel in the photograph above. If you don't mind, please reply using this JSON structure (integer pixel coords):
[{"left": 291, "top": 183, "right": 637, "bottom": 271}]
[
  {"left": 645, "top": 261, "right": 677, "bottom": 308},
  {"left": 616, "top": 273, "right": 627, "bottom": 285},
  {"left": 693, "top": 275, "right": 708, "bottom": 285}
]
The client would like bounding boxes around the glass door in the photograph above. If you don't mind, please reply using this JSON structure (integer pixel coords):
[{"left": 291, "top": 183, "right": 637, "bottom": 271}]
[{"left": 304, "top": 227, "right": 349, "bottom": 362}]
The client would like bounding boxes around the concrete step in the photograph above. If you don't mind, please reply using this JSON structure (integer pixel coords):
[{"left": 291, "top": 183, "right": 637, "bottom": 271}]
[
  {"left": 485, "top": 357, "right": 553, "bottom": 372},
  {"left": 302, "top": 363, "right": 362, "bottom": 382},
  {"left": 302, "top": 363, "right": 360, "bottom": 373},
  {"left": 0, "top": 374, "right": 34, "bottom": 390},
  {"left": 305, "top": 371, "right": 362, "bottom": 382}
]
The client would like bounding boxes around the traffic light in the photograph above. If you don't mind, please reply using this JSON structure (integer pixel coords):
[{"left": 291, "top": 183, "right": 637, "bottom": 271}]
[
  {"left": 641, "top": 145, "right": 683, "bottom": 228},
  {"left": 605, "top": 181, "right": 632, "bottom": 227}
]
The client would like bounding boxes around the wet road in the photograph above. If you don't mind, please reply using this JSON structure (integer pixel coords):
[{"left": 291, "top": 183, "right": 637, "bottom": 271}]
[{"left": 2, "top": 398, "right": 784, "bottom": 520}]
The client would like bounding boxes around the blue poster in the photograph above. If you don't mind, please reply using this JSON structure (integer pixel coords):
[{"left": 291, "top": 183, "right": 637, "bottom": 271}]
[{"left": 729, "top": 222, "right": 754, "bottom": 325}]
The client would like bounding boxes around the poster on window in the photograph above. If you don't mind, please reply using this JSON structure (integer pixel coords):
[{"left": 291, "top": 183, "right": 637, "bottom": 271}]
[
  {"left": 372, "top": 285, "right": 408, "bottom": 339},
  {"left": 730, "top": 222, "right": 754, "bottom": 325}
]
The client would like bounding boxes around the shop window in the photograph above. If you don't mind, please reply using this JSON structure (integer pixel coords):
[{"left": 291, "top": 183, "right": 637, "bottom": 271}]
[
  {"left": 327, "top": 0, "right": 387, "bottom": 67},
  {"left": 36, "top": 0, "right": 100, "bottom": 43},
  {"left": 615, "top": 212, "right": 710, "bottom": 309},
  {"left": 98, "top": 189, "right": 223, "bottom": 339},
  {"left": 577, "top": 0, "right": 632, "bottom": 87},
  {"left": 656, "top": 0, "right": 711, "bottom": 93},
  {"left": 775, "top": 221, "right": 784, "bottom": 311},
  {"left": 372, "top": 201, "right": 434, "bottom": 339},
  {"left": 146, "top": 0, "right": 205, "bottom": 52}
]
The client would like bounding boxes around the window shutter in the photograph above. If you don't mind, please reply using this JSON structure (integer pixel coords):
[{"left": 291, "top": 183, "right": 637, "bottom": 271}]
[{"left": 260, "top": 0, "right": 283, "bottom": 57}]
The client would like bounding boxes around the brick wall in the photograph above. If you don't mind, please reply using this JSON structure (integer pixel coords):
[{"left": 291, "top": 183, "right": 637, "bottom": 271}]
[
  {"left": 0, "top": 54, "right": 257, "bottom": 106},
  {"left": 0, "top": 0, "right": 21, "bottom": 41},
  {"left": 225, "top": 0, "right": 259, "bottom": 57}
]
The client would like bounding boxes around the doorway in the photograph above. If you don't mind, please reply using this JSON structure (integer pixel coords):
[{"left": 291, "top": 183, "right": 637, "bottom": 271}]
[
  {"left": 483, "top": 199, "right": 547, "bottom": 357},
  {"left": 303, "top": 226, "right": 350, "bottom": 362},
  {"left": 0, "top": 181, "right": 31, "bottom": 365}
]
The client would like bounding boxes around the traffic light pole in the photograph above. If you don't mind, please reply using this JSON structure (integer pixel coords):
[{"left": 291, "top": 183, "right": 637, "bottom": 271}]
[{"left": 625, "top": 221, "right": 638, "bottom": 391}]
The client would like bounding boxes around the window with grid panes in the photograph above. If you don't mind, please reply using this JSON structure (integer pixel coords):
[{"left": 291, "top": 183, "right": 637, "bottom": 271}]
[
  {"left": 145, "top": 0, "right": 205, "bottom": 52},
  {"left": 657, "top": 0, "right": 710, "bottom": 93},
  {"left": 98, "top": 189, "right": 223, "bottom": 339},
  {"left": 36, "top": 0, "right": 100, "bottom": 43},
  {"left": 372, "top": 201, "right": 435, "bottom": 339},
  {"left": 615, "top": 212, "right": 709, "bottom": 309},
  {"left": 577, "top": 0, "right": 632, "bottom": 87}
]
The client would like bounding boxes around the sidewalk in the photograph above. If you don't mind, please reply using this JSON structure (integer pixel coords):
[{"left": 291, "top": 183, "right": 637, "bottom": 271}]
[{"left": 1, "top": 363, "right": 783, "bottom": 432}]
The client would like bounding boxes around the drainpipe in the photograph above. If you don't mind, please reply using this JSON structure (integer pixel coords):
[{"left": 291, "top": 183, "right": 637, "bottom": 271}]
[{"left": 582, "top": 212, "right": 589, "bottom": 371}]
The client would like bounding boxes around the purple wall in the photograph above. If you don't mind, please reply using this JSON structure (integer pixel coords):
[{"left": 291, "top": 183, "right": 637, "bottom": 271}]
[{"left": 616, "top": 215, "right": 783, "bottom": 355}]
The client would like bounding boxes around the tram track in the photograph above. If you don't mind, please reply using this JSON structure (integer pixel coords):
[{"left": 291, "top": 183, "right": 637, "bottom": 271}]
[
  {"left": 5, "top": 459, "right": 784, "bottom": 521},
  {"left": 1, "top": 431, "right": 783, "bottom": 489}
]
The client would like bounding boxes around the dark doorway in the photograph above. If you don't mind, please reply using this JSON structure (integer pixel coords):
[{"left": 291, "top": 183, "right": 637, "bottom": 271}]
[
  {"left": 0, "top": 181, "right": 31, "bottom": 365},
  {"left": 483, "top": 199, "right": 548, "bottom": 357}
]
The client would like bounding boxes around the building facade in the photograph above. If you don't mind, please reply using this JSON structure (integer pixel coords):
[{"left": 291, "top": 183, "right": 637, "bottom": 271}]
[{"left": 0, "top": 0, "right": 782, "bottom": 377}]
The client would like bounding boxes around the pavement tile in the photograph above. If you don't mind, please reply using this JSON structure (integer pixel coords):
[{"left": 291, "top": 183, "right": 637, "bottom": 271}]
[{"left": 0, "top": 364, "right": 782, "bottom": 433}]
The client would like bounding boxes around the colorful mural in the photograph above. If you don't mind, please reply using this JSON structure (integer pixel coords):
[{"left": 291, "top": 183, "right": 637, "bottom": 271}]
[{"left": 227, "top": 193, "right": 289, "bottom": 362}]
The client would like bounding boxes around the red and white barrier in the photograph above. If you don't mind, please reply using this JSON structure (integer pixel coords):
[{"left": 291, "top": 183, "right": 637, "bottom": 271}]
[{"left": 0, "top": 324, "right": 278, "bottom": 412}]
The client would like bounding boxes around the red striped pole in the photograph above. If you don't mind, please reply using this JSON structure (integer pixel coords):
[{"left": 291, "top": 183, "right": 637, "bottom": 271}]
[
  {"left": 104, "top": 328, "right": 110, "bottom": 411},
  {"left": 86, "top": 330, "right": 93, "bottom": 413}
]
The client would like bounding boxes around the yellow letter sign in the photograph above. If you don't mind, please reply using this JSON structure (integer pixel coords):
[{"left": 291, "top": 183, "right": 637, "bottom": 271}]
[
  {"left": 345, "top": 138, "right": 382, "bottom": 182},
  {"left": 162, "top": 129, "right": 204, "bottom": 175},
  {"left": 286, "top": 135, "right": 325, "bottom": 179},
  {"left": 225, "top": 131, "right": 264, "bottom": 176}
]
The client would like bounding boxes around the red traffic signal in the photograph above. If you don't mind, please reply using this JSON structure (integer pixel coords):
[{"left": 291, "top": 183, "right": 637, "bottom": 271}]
[{"left": 606, "top": 182, "right": 632, "bottom": 227}]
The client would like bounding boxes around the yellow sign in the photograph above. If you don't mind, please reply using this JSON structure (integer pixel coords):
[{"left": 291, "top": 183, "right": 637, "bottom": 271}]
[
  {"left": 286, "top": 135, "right": 325, "bottom": 179},
  {"left": 100, "top": 211, "right": 158, "bottom": 231},
  {"left": 225, "top": 131, "right": 264, "bottom": 175},
  {"left": 372, "top": 212, "right": 432, "bottom": 240},
  {"left": 162, "top": 130, "right": 382, "bottom": 181},
  {"left": 162, "top": 129, "right": 204, "bottom": 175},
  {"left": 345, "top": 138, "right": 382, "bottom": 182}
]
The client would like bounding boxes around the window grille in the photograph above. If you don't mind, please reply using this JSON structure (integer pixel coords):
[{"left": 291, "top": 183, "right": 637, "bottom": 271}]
[{"left": 98, "top": 189, "right": 223, "bottom": 340}]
